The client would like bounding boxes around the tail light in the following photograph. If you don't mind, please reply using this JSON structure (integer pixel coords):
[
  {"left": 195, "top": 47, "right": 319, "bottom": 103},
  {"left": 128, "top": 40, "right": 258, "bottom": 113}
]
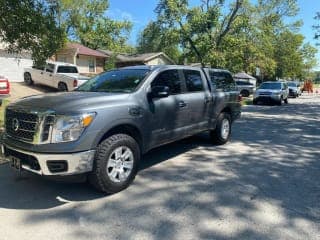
[
  {"left": 0, "top": 78, "right": 10, "bottom": 94},
  {"left": 73, "top": 79, "right": 78, "bottom": 88},
  {"left": 237, "top": 94, "right": 242, "bottom": 102}
]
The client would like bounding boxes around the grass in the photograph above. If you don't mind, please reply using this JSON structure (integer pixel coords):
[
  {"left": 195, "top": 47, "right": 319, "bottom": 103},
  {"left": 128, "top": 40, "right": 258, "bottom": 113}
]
[
  {"left": 0, "top": 99, "right": 10, "bottom": 129},
  {"left": 241, "top": 97, "right": 253, "bottom": 106}
]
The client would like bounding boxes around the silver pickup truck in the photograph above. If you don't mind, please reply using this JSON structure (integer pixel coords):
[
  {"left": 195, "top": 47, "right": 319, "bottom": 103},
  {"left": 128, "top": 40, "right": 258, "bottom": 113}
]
[
  {"left": 24, "top": 61, "right": 89, "bottom": 91},
  {"left": 1, "top": 65, "right": 241, "bottom": 193}
]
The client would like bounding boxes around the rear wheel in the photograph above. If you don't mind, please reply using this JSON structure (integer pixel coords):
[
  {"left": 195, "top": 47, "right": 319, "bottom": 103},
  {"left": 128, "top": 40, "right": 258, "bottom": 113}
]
[
  {"left": 210, "top": 113, "right": 232, "bottom": 145},
  {"left": 24, "top": 73, "right": 33, "bottom": 85},
  {"left": 88, "top": 134, "right": 140, "bottom": 193},
  {"left": 58, "top": 82, "right": 68, "bottom": 92}
]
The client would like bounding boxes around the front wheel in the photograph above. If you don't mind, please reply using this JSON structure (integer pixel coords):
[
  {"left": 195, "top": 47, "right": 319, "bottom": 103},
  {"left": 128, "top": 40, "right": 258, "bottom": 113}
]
[
  {"left": 89, "top": 134, "right": 140, "bottom": 193},
  {"left": 210, "top": 113, "right": 232, "bottom": 145}
]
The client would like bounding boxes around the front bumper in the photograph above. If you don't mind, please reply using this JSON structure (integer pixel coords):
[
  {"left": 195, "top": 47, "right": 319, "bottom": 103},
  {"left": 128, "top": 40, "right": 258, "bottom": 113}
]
[
  {"left": 0, "top": 143, "right": 95, "bottom": 176},
  {"left": 253, "top": 95, "right": 281, "bottom": 103}
]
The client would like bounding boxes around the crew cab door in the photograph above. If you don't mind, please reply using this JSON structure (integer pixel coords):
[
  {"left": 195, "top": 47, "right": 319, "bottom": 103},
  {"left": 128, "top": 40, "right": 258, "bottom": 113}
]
[
  {"left": 180, "top": 69, "right": 212, "bottom": 134},
  {"left": 147, "top": 69, "right": 189, "bottom": 146},
  {"left": 43, "top": 63, "right": 56, "bottom": 87}
]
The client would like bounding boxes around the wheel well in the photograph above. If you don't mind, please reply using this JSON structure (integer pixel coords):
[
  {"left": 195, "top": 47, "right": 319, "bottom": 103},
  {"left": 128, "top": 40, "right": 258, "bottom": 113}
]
[
  {"left": 99, "top": 124, "right": 143, "bottom": 150},
  {"left": 58, "top": 82, "right": 68, "bottom": 90},
  {"left": 221, "top": 107, "right": 231, "bottom": 115}
]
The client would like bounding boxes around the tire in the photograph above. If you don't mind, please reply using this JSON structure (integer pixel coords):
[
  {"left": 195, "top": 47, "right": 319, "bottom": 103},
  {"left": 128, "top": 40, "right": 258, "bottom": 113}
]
[
  {"left": 210, "top": 113, "right": 232, "bottom": 145},
  {"left": 24, "top": 73, "right": 33, "bottom": 85},
  {"left": 253, "top": 99, "right": 257, "bottom": 105},
  {"left": 240, "top": 90, "right": 250, "bottom": 97},
  {"left": 277, "top": 97, "right": 283, "bottom": 106},
  {"left": 58, "top": 82, "right": 68, "bottom": 92},
  {"left": 88, "top": 134, "right": 140, "bottom": 193}
]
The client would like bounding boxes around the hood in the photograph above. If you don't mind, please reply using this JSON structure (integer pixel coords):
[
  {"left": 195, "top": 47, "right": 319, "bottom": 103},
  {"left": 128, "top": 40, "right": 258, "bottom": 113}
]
[{"left": 10, "top": 92, "right": 130, "bottom": 114}]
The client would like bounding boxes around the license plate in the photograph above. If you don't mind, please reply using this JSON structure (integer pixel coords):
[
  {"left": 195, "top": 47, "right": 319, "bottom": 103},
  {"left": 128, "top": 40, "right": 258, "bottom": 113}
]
[{"left": 10, "top": 156, "right": 22, "bottom": 170}]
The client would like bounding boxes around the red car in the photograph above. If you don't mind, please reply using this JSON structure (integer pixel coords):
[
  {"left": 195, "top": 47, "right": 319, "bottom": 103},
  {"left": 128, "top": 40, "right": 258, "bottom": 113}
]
[{"left": 0, "top": 76, "right": 10, "bottom": 106}]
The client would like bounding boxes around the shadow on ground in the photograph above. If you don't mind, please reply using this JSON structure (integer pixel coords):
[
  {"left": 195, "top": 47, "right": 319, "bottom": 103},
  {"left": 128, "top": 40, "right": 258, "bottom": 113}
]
[{"left": 0, "top": 95, "right": 319, "bottom": 239}]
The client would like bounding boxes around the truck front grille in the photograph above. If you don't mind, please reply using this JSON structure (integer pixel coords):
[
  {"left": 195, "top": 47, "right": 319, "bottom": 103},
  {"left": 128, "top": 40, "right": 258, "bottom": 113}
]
[{"left": 5, "top": 109, "right": 39, "bottom": 142}]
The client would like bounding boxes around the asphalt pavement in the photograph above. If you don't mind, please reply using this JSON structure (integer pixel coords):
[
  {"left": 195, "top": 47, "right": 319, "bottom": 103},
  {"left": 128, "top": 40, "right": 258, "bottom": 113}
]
[{"left": 0, "top": 94, "right": 319, "bottom": 240}]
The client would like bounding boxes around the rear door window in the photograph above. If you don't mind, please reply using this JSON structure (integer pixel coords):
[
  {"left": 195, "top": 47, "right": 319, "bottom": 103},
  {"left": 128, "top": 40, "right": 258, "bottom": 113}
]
[
  {"left": 183, "top": 70, "right": 204, "bottom": 92},
  {"left": 45, "top": 64, "right": 55, "bottom": 73}
]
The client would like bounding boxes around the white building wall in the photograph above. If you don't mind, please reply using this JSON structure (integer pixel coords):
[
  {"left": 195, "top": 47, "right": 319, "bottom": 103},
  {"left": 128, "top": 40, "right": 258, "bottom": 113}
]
[{"left": 0, "top": 56, "right": 33, "bottom": 82}]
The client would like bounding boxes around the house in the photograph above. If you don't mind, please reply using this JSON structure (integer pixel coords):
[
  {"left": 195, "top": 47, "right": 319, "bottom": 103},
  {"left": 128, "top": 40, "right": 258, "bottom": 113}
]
[
  {"left": 0, "top": 42, "right": 33, "bottom": 82},
  {"left": 98, "top": 50, "right": 175, "bottom": 68},
  {"left": 54, "top": 43, "right": 108, "bottom": 75},
  {"left": 233, "top": 72, "right": 257, "bottom": 86}
]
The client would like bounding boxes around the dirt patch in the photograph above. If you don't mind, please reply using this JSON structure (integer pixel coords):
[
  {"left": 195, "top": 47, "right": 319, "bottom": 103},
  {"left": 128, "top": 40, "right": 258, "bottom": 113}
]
[{"left": 8, "top": 82, "right": 57, "bottom": 103}]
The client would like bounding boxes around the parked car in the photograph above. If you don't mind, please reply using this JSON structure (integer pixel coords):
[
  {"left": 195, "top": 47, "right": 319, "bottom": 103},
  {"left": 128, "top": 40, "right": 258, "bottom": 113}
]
[
  {"left": 0, "top": 76, "right": 10, "bottom": 106},
  {"left": 1, "top": 65, "right": 241, "bottom": 193},
  {"left": 24, "top": 61, "right": 89, "bottom": 91},
  {"left": 235, "top": 80, "right": 256, "bottom": 97},
  {"left": 287, "top": 81, "right": 301, "bottom": 98},
  {"left": 253, "top": 81, "right": 289, "bottom": 105}
]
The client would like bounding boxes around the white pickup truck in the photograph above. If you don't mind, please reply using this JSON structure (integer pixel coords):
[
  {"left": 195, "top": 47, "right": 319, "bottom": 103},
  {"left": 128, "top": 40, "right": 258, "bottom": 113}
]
[{"left": 24, "top": 61, "right": 89, "bottom": 91}]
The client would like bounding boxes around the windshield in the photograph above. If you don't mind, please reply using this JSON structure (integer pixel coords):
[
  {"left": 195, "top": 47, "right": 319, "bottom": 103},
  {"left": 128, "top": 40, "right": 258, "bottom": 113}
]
[
  {"left": 259, "top": 82, "right": 281, "bottom": 90},
  {"left": 76, "top": 69, "right": 150, "bottom": 93},
  {"left": 288, "top": 82, "right": 297, "bottom": 87}
]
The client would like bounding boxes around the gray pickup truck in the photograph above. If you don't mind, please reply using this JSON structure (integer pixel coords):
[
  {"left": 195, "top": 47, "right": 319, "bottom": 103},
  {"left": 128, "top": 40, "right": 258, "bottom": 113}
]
[{"left": 1, "top": 65, "right": 241, "bottom": 193}]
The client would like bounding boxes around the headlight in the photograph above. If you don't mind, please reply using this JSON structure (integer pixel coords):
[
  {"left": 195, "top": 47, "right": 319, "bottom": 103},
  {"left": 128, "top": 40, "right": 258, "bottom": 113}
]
[{"left": 52, "top": 113, "right": 96, "bottom": 143}]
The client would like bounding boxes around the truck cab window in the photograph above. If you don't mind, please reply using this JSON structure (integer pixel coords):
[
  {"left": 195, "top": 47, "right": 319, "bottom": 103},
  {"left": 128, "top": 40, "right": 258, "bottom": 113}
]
[
  {"left": 183, "top": 70, "right": 204, "bottom": 92},
  {"left": 45, "top": 64, "right": 55, "bottom": 73},
  {"left": 151, "top": 70, "right": 181, "bottom": 94}
]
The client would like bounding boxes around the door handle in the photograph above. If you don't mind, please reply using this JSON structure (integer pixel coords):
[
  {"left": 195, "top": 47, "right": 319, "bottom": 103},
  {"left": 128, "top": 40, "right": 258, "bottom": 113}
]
[
  {"left": 178, "top": 101, "right": 187, "bottom": 108},
  {"left": 40, "top": 72, "right": 43, "bottom": 75}
]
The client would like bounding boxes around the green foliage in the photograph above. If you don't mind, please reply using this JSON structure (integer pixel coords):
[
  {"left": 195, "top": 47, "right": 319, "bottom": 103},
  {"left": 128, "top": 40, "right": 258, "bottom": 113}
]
[
  {"left": 138, "top": 0, "right": 317, "bottom": 80},
  {"left": 0, "top": 0, "right": 66, "bottom": 66},
  {"left": 0, "top": 0, "right": 134, "bottom": 67},
  {"left": 57, "top": 0, "right": 133, "bottom": 51},
  {"left": 137, "top": 21, "right": 182, "bottom": 63}
]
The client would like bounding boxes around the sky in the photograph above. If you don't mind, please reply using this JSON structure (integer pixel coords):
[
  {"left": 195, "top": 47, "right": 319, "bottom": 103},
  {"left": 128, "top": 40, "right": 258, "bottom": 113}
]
[{"left": 107, "top": 0, "right": 320, "bottom": 67}]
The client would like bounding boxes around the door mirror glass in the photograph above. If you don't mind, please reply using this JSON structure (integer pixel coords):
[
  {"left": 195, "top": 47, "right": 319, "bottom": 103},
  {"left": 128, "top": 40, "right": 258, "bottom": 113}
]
[{"left": 151, "top": 86, "right": 170, "bottom": 98}]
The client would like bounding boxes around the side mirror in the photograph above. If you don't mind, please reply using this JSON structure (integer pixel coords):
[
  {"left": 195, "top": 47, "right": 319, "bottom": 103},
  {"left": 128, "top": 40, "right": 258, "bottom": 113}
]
[{"left": 150, "top": 86, "right": 170, "bottom": 98}]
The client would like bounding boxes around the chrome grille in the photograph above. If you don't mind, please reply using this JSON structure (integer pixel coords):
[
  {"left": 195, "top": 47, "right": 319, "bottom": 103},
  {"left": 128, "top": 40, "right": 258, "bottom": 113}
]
[
  {"left": 41, "top": 115, "right": 55, "bottom": 142},
  {"left": 5, "top": 108, "right": 39, "bottom": 142},
  {"left": 259, "top": 91, "right": 272, "bottom": 96}
]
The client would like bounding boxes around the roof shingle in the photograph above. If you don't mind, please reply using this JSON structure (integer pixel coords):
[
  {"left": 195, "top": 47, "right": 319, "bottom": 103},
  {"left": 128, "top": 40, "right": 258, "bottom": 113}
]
[{"left": 67, "top": 43, "right": 107, "bottom": 58}]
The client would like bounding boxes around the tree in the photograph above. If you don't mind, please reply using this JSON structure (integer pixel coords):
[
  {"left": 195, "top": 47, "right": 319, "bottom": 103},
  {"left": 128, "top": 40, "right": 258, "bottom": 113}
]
[
  {"left": 57, "top": 0, "right": 133, "bottom": 51},
  {"left": 0, "top": 0, "right": 65, "bottom": 66},
  {"left": 154, "top": 0, "right": 245, "bottom": 67},
  {"left": 313, "top": 12, "right": 320, "bottom": 42},
  {"left": 137, "top": 21, "right": 182, "bottom": 63}
]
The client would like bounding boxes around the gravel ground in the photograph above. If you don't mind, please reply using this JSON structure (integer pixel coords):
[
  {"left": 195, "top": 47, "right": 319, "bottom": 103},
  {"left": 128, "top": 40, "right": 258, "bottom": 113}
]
[{"left": 0, "top": 93, "right": 319, "bottom": 240}]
